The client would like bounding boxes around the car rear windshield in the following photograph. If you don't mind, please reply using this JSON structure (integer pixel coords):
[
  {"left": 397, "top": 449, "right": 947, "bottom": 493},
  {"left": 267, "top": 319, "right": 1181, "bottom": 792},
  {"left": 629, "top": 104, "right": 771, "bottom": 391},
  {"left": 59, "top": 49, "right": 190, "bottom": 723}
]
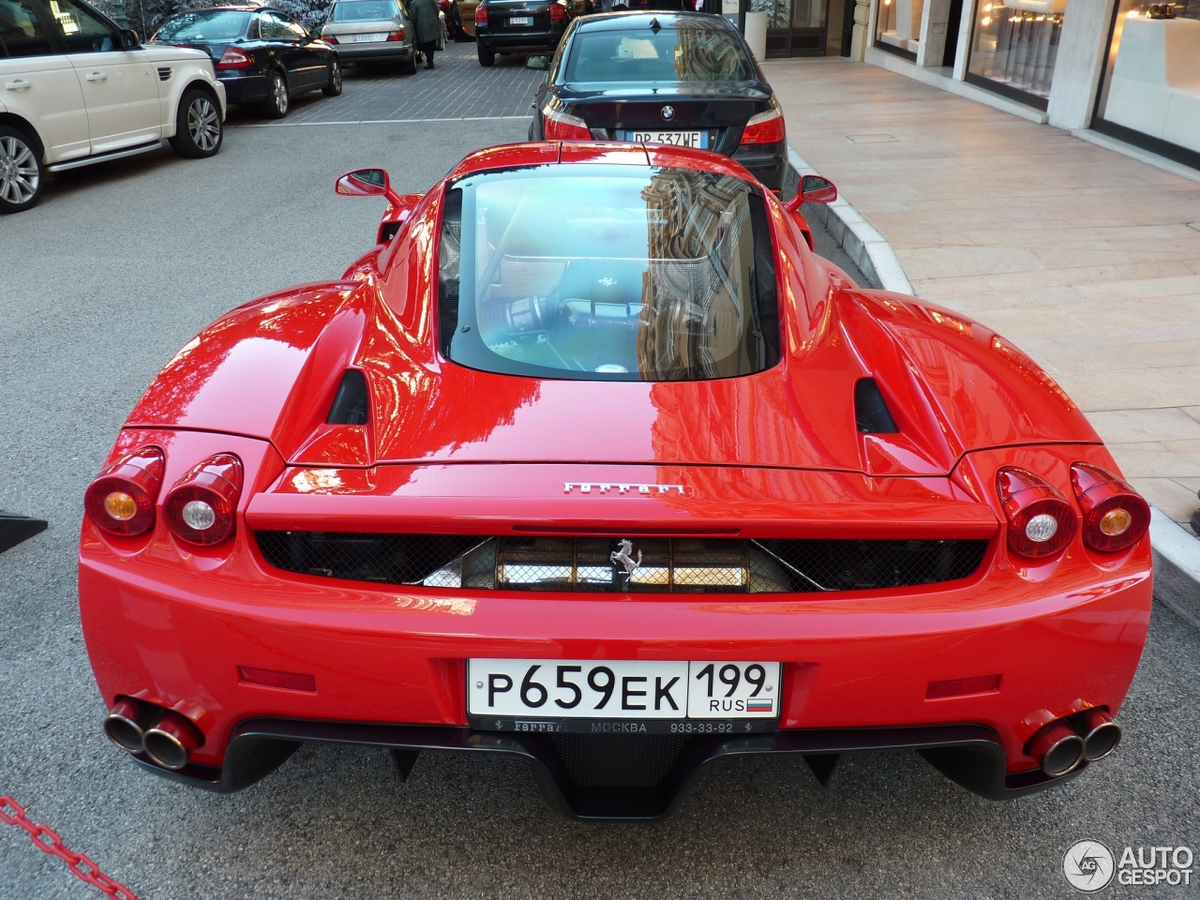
[
  {"left": 438, "top": 165, "right": 779, "bottom": 382},
  {"left": 331, "top": 0, "right": 400, "bottom": 21},
  {"left": 155, "top": 10, "right": 250, "bottom": 41},
  {"left": 564, "top": 24, "right": 752, "bottom": 83}
]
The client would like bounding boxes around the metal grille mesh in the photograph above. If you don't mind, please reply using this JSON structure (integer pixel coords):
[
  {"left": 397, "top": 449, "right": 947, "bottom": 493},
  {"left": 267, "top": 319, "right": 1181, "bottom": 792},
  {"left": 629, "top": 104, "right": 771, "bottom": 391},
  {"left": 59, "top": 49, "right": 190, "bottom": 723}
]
[
  {"left": 548, "top": 734, "right": 690, "bottom": 788},
  {"left": 254, "top": 533, "right": 988, "bottom": 594}
]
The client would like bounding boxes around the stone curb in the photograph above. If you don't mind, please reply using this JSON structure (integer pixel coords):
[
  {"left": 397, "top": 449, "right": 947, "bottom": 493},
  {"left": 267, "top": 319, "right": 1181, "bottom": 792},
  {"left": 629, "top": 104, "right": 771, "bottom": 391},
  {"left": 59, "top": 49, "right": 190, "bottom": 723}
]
[{"left": 785, "top": 144, "right": 1200, "bottom": 626}]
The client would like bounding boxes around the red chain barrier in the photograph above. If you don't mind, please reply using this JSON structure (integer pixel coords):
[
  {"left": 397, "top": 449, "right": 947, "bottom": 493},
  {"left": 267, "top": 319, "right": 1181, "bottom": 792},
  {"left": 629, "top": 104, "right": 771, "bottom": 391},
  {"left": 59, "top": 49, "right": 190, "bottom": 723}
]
[{"left": 0, "top": 796, "right": 142, "bottom": 900}]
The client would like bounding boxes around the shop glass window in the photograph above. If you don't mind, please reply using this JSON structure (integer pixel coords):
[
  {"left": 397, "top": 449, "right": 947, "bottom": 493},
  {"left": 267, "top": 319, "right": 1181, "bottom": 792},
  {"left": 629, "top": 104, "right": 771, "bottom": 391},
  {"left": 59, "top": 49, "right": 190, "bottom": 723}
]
[
  {"left": 966, "top": 0, "right": 1062, "bottom": 105},
  {"left": 874, "top": 0, "right": 925, "bottom": 58},
  {"left": 1094, "top": 0, "right": 1200, "bottom": 160}
]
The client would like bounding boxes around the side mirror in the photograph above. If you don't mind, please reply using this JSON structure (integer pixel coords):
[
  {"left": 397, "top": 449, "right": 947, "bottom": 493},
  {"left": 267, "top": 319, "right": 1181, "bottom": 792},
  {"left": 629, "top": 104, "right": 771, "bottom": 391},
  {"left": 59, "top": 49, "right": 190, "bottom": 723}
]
[
  {"left": 783, "top": 174, "right": 837, "bottom": 211},
  {"left": 336, "top": 168, "right": 404, "bottom": 205},
  {"left": 119, "top": 28, "right": 141, "bottom": 48}
]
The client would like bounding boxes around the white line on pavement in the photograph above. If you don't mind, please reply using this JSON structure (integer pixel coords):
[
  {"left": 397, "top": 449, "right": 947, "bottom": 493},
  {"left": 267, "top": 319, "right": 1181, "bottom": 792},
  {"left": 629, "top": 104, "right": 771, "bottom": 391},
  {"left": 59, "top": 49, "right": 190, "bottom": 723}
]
[{"left": 234, "top": 115, "right": 531, "bottom": 127}]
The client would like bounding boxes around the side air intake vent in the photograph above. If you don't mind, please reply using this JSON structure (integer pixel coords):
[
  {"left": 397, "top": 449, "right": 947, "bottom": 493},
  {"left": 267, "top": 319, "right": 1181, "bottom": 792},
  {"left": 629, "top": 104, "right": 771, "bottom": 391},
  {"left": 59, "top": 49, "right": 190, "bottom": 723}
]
[
  {"left": 157, "top": 67, "right": 172, "bottom": 81},
  {"left": 854, "top": 378, "right": 898, "bottom": 434},
  {"left": 326, "top": 369, "right": 369, "bottom": 425}
]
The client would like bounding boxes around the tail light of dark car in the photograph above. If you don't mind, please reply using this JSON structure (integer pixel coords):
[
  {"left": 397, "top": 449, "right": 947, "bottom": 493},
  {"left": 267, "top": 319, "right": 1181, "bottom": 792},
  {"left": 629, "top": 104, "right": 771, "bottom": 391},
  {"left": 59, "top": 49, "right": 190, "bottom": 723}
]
[
  {"left": 543, "top": 105, "right": 591, "bottom": 140},
  {"left": 550, "top": 1, "right": 566, "bottom": 19},
  {"left": 216, "top": 46, "right": 253, "bottom": 69},
  {"left": 996, "top": 466, "right": 1078, "bottom": 559},
  {"left": 1070, "top": 463, "right": 1150, "bottom": 553},
  {"left": 84, "top": 447, "right": 165, "bottom": 538},
  {"left": 740, "top": 106, "right": 785, "bottom": 145},
  {"left": 163, "top": 455, "right": 244, "bottom": 547},
  {"left": 475, "top": 3, "right": 487, "bottom": 23}
]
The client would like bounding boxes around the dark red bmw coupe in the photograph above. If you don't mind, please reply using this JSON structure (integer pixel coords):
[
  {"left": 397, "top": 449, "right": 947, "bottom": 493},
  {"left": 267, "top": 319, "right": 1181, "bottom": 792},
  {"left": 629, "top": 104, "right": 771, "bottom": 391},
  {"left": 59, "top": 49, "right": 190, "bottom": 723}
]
[{"left": 79, "top": 142, "right": 1153, "bottom": 820}]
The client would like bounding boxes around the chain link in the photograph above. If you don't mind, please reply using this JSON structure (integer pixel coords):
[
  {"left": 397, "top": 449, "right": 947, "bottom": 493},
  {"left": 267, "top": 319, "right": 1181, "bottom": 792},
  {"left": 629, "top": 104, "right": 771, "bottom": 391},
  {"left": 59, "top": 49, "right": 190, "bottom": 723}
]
[{"left": 0, "top": 796, "right": 141, "bottom": 900}]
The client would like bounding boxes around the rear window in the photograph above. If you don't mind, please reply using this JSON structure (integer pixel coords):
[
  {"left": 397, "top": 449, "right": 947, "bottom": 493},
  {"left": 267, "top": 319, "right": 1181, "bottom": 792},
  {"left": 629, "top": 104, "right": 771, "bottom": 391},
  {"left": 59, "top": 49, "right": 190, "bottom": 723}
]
[
  {"left": 330, "top": 0, "right": 400, "bottom": 21},
  {"left": 438, "top": 165, "right": 779, "bottom": 382},
  {"left": 155, "top": 10, "right": 251, "bottom": 41},
  {"left": 564, "top": 24, "right": 752, "bottom": 83}
]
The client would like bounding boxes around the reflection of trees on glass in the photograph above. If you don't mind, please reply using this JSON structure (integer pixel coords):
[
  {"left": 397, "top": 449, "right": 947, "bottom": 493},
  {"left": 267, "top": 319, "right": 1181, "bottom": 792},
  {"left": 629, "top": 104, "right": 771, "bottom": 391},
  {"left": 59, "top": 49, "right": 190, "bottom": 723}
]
[
  {"left": 636, "top": 171, "right": 758, "bottom": 380},
  {"left": 672, "top": 19, "right": 747, "bottom": 79}
]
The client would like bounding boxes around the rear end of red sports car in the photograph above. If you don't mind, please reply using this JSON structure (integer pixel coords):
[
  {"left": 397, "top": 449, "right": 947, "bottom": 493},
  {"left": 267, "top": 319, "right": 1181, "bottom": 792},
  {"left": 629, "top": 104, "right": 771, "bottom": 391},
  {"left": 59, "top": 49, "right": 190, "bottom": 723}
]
[{"left": 78, "top": 142, "right": 1152, "bottom": 820}]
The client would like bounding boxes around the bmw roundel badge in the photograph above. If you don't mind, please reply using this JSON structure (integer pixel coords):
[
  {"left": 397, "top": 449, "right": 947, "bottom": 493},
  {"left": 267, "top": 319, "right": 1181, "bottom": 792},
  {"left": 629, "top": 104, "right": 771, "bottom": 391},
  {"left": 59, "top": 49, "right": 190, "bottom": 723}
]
[{"left": 661, "top": 105, "right": 675, "bottom": 121}]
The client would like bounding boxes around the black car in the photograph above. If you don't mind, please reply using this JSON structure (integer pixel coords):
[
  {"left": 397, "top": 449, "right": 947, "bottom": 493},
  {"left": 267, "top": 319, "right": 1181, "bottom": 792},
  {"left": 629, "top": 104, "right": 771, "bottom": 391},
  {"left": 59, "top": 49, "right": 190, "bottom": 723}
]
[
  {"left": 474, "top": 0, "right": 569, "bottom": 66},
  {"left": 152, "top": 6, "right": 341, "bottom": 118},
  {"left": 529, "top": 11, "right": 787, "bottom": 191}
]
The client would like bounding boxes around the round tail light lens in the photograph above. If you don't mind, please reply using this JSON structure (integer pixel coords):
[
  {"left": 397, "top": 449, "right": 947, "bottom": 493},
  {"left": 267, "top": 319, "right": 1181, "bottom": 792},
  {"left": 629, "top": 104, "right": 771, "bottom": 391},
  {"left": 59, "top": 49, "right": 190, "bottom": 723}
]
[
  {"left": 996, "top": 466, "right": 1077, "bottom": 559},
  {"left": 84, "top": 446, "right": 165, "bottom": 538},
  {"left": 163, "top": 454, "right": 243, "bottom": 546},
  {"left": 1070, "top": 463, "right": 1150, "bottom": 553}
]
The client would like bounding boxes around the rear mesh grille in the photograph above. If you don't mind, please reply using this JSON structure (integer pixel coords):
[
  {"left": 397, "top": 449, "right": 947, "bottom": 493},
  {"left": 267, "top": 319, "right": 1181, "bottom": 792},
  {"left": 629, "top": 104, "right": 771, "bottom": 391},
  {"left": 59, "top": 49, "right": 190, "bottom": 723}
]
[
  {"left": 254, "top": 533, "right": 988, "bottom": 594},
  {"left": 548, "top": 734, "right": 689, "bottom": 787}
]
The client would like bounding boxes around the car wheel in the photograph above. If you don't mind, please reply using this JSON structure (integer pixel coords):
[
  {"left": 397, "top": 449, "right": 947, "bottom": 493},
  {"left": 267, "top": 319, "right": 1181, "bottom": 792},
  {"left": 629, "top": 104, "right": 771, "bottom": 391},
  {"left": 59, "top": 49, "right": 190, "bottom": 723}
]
[
  {"left": 169, "top": 88, "right": 223, "bottom": 159},
  {"left": 261, "top": 70, "right": 289, "bottom": 119},
  {"left": 0, "top": 125, "right": 44, "bottom": 214},
  {"left": 323, "top": 57, "right": 342, "bottom": 96},
  {"left": 477, "top": 44, "right": 494, "bottom": 66},
  {"left": 403, "top": 50, "right": 418, "bottom": 75}
]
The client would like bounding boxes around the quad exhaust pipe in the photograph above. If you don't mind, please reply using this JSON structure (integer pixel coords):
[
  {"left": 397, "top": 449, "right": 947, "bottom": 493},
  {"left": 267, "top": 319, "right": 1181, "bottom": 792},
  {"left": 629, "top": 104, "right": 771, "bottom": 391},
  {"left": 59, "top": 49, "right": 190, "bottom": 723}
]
[
  {"left": 103, "top": 699, "right": 203, "bottom": 770},
  {"left": 1026, "top": 708, "right": 1121, "bottom": 777}
]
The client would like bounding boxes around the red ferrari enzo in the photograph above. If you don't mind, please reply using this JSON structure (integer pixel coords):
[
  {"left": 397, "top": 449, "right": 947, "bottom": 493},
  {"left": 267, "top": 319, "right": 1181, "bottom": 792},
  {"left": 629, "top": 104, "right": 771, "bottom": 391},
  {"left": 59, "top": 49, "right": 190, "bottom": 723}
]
[{"left": 79, "top": 142, "right": 1153, "bottom": 820}]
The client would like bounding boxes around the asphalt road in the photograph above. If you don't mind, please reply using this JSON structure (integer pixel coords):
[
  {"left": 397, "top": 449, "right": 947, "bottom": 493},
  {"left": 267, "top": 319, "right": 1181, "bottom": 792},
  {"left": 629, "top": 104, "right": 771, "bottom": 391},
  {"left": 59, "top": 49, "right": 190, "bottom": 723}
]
[{"left": 0, "top": 51, "right": 1197, "bottom": 900}]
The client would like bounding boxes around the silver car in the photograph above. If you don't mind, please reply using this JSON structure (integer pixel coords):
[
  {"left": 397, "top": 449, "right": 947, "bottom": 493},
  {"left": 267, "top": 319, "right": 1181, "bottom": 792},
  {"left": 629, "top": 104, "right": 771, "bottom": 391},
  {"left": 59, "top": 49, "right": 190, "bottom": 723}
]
[{"left": 321, "top": 0, "right": 417, "bottom": 73}]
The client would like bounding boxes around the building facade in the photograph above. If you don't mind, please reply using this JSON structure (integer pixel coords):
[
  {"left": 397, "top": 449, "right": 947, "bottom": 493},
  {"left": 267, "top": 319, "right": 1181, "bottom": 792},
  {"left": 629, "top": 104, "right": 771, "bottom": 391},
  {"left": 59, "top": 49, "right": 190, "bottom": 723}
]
[{"left": 858, "top": 0, "right": 1200, "bottom": 168}]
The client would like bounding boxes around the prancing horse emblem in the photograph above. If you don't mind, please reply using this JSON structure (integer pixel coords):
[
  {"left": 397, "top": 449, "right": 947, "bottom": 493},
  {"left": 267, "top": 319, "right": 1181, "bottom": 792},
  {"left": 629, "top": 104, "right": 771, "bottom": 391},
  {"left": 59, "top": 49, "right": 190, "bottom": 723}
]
[{"left": 611, "top": 539, "right": 642, "bottom": 585}]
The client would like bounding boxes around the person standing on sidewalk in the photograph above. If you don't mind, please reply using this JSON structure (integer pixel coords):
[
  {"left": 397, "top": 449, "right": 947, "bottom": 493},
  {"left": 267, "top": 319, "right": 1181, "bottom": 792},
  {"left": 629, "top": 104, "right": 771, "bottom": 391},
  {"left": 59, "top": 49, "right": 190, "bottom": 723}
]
[{"left": 409, "top": 0, "right": 441, "bottom": 69}]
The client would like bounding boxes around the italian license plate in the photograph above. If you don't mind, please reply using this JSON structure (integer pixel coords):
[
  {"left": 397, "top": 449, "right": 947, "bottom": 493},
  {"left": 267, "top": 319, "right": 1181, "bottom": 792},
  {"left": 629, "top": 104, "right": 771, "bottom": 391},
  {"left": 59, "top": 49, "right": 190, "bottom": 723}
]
[
  {"left": 626, "top": 130, "right": 705, "bottom": 148},
  {"left": 354, "top": 32, "right": 387, "bottom": 41},
  {"left": 508, "top": 15, "right": 532, "bottom": 24},
  {"left": 467, "top": 659, "right": 781, "bottom": 733}
]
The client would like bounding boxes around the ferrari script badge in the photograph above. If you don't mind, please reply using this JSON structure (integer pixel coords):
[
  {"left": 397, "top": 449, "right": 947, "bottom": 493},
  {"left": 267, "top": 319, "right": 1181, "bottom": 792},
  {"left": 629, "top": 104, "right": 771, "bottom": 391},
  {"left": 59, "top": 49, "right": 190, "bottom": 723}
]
[
  {"left": 563, "top": 482, "right": 684, "bottom": 495},
  {"left": 611, "top": 539, "right": 643, "bottom": 584},
  {"left": 661, "top": 105, "right": 675, "bottom": 121}
]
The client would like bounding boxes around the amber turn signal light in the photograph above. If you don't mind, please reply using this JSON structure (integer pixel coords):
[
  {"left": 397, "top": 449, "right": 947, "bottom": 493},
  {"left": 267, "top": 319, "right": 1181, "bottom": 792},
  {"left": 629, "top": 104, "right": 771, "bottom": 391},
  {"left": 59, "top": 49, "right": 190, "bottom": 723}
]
[
  {"left": 1070, "top": 463, "right": 1150, "bottom": 553},
  {"left": 163, "top": 454, "right": 243, "bottom": 547},
  {"left": 84, "top": 446, "right": 165, "bottom": 538},
  {"left": 996, "top": 466, "right": 1077, "bottom": 560}
]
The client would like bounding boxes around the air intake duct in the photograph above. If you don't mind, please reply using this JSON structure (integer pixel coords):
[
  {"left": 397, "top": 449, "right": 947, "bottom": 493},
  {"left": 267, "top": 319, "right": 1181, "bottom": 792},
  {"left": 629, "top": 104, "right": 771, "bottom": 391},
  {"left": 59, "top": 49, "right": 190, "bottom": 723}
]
[
  {"left": 854, "top": 378, "right": 898, "bottom": 434},
  {"left": 327, "top": 369, "right": 369, "bottom": 425}
]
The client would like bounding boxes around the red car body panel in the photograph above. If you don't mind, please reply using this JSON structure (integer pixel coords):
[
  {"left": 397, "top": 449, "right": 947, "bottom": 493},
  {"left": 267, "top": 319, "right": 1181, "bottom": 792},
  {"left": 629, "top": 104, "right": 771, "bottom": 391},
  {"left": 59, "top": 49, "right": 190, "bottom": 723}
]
[{"left": 80, "top": 142, "right": 1152, "bottom": 816}]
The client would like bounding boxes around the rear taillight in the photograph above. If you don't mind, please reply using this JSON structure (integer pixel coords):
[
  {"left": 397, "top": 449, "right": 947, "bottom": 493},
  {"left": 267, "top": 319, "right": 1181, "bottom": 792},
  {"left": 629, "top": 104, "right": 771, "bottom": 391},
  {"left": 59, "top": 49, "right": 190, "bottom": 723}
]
[
  {"left": 163, "top": 454, "right": 243, "bottom": 547},
  {"left": 996, "top": 466, "right": 1077, "bottom": 559},
  {"left": 740, "top": 106, "right": 785, "bottom": 145},
  {"left": 475, "top": 4, "right": 487, "bottom": 23},
  {"left": 325, "top": 34, "right": 339, "bottom": 43},
  {"left": 543, "top": 105, "right": 590, "bottom": 141},
  {"left": 84, "top": 446, "right": 165, "bottom": 538},
  {"left": 549, "top": 1, "right": 566, "bottom": 20},
  {"left": 386, "top": 29, "right": 404, "bottom": 40},
  {"left": 1070, "top": 463, "right": 1150, "bottom": 553},
  {"left": 216, "top": 46, "right": 253, "bottom": 69}
]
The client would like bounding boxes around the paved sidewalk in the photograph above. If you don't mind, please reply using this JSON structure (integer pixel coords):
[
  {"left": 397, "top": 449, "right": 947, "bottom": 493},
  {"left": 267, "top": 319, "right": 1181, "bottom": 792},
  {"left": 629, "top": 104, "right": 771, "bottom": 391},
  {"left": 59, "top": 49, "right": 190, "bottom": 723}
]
[{"left": 766, "top": 59, "right": 1200, "bottom": 526}]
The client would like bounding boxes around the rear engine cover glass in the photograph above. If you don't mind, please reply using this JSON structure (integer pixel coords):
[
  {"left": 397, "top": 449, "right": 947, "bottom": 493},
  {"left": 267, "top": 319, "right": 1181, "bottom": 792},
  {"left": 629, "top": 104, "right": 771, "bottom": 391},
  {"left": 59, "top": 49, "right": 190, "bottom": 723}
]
[{"left": 438, "top": 165, "right": 780, "bottom": 381}]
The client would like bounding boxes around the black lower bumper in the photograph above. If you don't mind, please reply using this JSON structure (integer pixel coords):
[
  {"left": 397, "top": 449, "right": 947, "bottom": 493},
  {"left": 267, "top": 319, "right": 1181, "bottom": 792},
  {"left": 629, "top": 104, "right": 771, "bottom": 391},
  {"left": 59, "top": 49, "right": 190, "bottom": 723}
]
[
  {"left": 477, "top": 29, "right": 563, "bottom": 54},
  {"left": 733, "top": 142, "right": 788, "bottom": 192},
  {"left": 128, "top": 718, "right": 1083, "bottom": 820},
  {"left": 218, "top": 73, "right": 271, "bottom": 105}
]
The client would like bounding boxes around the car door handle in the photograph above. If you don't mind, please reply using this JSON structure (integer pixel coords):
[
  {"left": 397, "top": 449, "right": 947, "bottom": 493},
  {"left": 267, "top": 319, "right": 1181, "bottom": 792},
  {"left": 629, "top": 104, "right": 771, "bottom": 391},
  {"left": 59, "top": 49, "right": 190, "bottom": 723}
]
[
  {"left": 85, "top": 72, "right": 108, "bottom": 82},
  {"left": 4, "top": 79, "right": 31, "bottom": 91}
]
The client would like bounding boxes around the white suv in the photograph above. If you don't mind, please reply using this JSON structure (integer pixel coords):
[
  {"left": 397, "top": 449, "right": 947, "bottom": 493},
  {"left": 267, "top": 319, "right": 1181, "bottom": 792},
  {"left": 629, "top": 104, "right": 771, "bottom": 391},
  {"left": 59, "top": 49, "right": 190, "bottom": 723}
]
[{"left": 0, "top": 0, "right": 227, "bottom": 213}]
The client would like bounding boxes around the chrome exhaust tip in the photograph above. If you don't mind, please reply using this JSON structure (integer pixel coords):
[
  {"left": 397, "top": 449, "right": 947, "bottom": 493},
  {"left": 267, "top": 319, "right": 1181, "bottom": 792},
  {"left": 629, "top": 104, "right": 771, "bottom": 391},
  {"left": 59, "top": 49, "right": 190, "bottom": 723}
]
[
  {"left": 103, "top": 697, "right": 154, "bottom": 753},
  {"left": 1027, "top": 721, "right": 1085, "bottom": 777},
  {"left": 1079, "top": 708, "right": 1121, "bottom": 762},
  {"left": 143, "top": 710, "right": 203, "bottom": 771}
]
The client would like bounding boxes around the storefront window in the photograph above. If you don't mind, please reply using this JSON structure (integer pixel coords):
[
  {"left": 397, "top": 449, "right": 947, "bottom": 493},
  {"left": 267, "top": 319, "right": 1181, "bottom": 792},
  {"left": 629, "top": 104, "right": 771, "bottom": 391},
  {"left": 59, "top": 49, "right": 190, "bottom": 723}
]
[
  {"left": 1094, "top": 0, "right": 1200, "bottom": 164},
  {"left": 874, "top": 0, "right": 924, "bottom": 59},
  {"left": 966, "top": 0, "right": 1063, "bottom": 108}
]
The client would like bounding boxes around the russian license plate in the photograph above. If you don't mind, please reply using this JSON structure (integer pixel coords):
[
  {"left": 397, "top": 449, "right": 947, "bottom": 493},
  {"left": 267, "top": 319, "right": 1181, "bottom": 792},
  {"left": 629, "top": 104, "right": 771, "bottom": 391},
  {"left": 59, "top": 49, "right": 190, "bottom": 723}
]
[
  {"left": 353, "top": 32, "right": 388, "bottom": 41},
  {"left": 508, "top": 15, "right": 532, "bottom": 24},
  {"left": 626, "top": 130, "right": 705, "bottom": 148},
  {"left": 467, "top": 659, "right": 781, "bottom": 733}
]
